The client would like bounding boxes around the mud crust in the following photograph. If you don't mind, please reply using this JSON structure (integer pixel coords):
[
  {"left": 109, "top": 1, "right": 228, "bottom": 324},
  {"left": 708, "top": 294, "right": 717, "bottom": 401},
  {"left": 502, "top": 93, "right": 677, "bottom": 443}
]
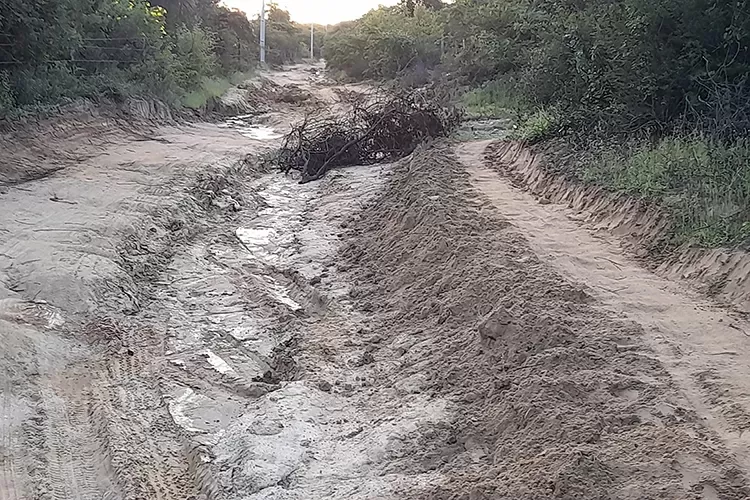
[
  {"left": 485, "top": 141, "right": 750, "bottom": 312},
  {"left": 338, "top": 143, "right": 749, "bottom": 499}
]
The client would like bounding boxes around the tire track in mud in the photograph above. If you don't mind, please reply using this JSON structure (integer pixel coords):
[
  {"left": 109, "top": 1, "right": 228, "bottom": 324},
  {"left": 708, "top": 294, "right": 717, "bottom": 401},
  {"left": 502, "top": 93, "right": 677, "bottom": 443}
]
[
  {"left": 83, "top": 319, "right": 199, "bottom": 500},
  {"left": 67, "top": 162, "right": 264, "bottom": 499},
  {"left": 0, "top": 152, "right": 264, "bottom": 499},
  {"left": 41, "top": 385, "right": 114, "bottom": 500},
  {"left": 0, "top": 307, "right": 112, "bottom": 500},
  {"left": 0, "top": 378, "right": 23, "bottom": 500}
]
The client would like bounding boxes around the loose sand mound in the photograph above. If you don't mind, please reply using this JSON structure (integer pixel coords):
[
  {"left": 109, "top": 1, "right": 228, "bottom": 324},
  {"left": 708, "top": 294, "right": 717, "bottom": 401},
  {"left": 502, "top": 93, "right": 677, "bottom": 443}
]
[{"left": 340, "top": 144, "right": 748, "bottom": 499}]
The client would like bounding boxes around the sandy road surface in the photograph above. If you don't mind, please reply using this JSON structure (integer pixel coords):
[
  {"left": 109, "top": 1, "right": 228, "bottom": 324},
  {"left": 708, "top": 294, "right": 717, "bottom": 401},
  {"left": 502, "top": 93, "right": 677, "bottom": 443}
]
[
  {"left": 460, "top": 140, "right": 750, "bottom": 466},
  {"left": 2, "top": 64, "right": 750, "bottom": 500},
  {"left": 459, "top": 140, "right": 750, "bottom": 496}
]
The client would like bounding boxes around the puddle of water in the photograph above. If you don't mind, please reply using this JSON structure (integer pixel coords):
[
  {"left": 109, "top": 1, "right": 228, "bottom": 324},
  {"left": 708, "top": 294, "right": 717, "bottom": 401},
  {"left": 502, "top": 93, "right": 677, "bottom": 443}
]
[
  {"left": 236, "top": 227, "right": 274, "bottom": 247},
  {"left": 235, "top": 175, "right": 318, "bottom": 311},
  {"left": 240, "top": 126, "right": 283, "bottom": 140},
  {"left": 268, "top": 279, "right": 302, "bottom": 311},
  {"left": 202, "top": 349, "right": 234, "bottom": 375},
  {"left": 221, "top": 116, "right": 283, "bottom": 140},
  {"left": 0, "top": 298, "right": 65, "bottom": 329},
  {"left": 168, "top": 388, "right": 210, "bottom": 433},
  {"left": 168, "top": 387, "right": 244, "bottom": 435}
]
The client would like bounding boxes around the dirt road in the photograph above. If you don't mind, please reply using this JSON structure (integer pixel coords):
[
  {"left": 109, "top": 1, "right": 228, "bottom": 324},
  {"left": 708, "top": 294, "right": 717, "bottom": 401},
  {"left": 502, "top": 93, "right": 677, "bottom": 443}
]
[
  {"left": 461, "top": 140, "right": 750, "bottom": 470},
  {"left": 2, "top": 67, "right": 750, "bottom": 499}
]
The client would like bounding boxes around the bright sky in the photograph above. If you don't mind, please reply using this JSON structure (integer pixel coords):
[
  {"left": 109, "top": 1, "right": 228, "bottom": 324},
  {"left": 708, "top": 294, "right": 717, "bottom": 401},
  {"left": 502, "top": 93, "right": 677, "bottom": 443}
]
[{"left": 221, "top": 0, "right": 400, "bottom": 25}]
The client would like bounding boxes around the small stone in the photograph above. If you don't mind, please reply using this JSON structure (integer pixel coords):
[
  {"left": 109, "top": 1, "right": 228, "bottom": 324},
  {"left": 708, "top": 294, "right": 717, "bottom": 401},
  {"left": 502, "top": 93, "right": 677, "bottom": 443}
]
[
  {"left": 494, "top": 377, "right": 511, "bottom": 391},
  {"left": 477, "top": 307, "right": 515, "bottom": 342},
  {"left": 309, "top": 276, "right": 322, "bottom": 286},
  {"left": 317, "top": 380, "right": 332, "bottom": 392}
]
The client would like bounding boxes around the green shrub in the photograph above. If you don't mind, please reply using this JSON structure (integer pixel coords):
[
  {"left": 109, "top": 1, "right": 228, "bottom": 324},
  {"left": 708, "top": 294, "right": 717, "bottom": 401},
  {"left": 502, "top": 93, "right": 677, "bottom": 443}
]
[
  {"left": 0, "top": 72, "right": 15, "bottom": 115},
  {"left": 182, "top": 76, "right": 232, "bottom": 109},
  {"left": 461, "top": 78, "right": 526, "bottom": 119},
  {"left": 513, "top": 108, "right": 559, "bottom": 143},
  {"left": 172, "top": 26, "right": 219, "bottom": 91},
  {"left": 325, "top": 5, "right": 442, "bottom": 80},
  {"left": 582, "top": 136, "right": 750, "bottom": 247},
  {"left": 0, "top": 0, "right": 306, "bottom": 115}
]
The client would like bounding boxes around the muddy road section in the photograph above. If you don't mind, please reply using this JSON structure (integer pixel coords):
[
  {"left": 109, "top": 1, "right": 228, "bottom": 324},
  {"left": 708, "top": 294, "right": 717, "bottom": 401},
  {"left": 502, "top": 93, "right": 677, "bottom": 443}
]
[
  {"left": 0, "top": 67, "right": 459, "bottom": 500},
  {"left": 0, "top": 66, "right": 423, "bottom": 499},
  {"left": 1, "top": 64, "right": 749, "bottom": 499}
]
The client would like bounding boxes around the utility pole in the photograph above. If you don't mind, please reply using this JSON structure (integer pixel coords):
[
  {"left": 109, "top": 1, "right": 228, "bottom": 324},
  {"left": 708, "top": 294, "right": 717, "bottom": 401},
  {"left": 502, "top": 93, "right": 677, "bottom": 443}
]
[
  {"left": 259, "top": 0, "right": 266, "bottom": 65},
  {"left": 310, "top": 23, "right": 314, "bottom": 59},
  {"left": 321, "top": 24, "right": 328, "bottom": 59}
]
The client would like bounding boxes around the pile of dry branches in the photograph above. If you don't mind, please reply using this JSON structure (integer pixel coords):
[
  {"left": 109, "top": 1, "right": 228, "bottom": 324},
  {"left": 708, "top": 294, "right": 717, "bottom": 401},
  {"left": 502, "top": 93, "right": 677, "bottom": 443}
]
[{"left": 276, "top": 87, "right": 461, "bottom": 182}]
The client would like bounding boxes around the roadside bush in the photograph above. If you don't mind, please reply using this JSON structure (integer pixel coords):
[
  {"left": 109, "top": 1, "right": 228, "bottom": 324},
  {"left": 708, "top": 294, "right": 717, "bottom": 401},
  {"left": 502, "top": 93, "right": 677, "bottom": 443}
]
[
  {"left": 513, "top": 108, "right": 559, "bottom": 144},
  {"left": 173, "top": 26, "right": 219, "bottom": 91},
  {"left": 0, "top": 72, "right": 16, "bottom": 114},
  {"left": 582, "top": 136, "right": 750, "bottom": 247},
  {"left": 461, "top": 78, "right": 526, "bottom": 119},
  {"left": 0, "top": 0, "right": 308, "bottom": 115},
  {"left": 9, "top": 63, "right": 83, "bottom": 106},
  {"left": 264, "top": 4, "right": 309, "bottom": 66},
  {"left": 325, "top": 5, "right": 442, "bottom": 80}
]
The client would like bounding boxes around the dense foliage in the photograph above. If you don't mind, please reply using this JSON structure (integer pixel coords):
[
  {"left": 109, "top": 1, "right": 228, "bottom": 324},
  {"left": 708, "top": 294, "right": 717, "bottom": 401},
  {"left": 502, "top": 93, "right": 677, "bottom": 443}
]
[
  {"left": 325, "top": 4, "right": 442, "bottom": 80},
  {"left": 0, "top": 0, "right": 312, "bottom": 113},
  {"left": 327, "top": 0, "right": 750, "bottom": 138},
  {"left": 324, "top": 0, "right": 750, "bottom": 248}
]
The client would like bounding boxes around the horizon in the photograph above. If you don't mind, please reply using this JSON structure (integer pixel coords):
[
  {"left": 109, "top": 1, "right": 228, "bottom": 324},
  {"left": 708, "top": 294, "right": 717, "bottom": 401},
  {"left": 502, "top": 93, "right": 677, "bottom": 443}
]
[{"left": 220, "top": 0, "right": 400, "bottom": 25}]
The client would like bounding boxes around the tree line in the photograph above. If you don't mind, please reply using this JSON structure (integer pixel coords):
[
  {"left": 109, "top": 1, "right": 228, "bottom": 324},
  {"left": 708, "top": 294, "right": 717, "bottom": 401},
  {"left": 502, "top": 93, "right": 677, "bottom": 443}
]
[{"left": 0, "top": 0, "right": 315, "bottom": 113}]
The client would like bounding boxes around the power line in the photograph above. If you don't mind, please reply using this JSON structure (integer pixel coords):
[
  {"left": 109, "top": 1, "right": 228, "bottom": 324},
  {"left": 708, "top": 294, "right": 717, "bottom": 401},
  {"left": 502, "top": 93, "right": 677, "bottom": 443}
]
[
  {"left": 0, "top": 34, "right": 146, "bottom": 40},
  {"left": 0, "top": 59, "right": 140, "bottom": 65}
]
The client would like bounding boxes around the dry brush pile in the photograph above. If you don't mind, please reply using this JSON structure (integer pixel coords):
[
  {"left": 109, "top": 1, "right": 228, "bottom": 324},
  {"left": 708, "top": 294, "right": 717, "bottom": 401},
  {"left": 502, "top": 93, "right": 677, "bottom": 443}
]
[{"left": 275, "top": 87, "right": 461, "bottom": 182}]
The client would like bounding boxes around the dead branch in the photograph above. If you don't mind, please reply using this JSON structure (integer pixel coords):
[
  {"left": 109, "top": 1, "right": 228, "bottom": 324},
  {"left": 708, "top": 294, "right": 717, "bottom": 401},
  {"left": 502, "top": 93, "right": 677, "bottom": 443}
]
[{"left": 275, "top": 86, "right": 462, "bottom": 183}]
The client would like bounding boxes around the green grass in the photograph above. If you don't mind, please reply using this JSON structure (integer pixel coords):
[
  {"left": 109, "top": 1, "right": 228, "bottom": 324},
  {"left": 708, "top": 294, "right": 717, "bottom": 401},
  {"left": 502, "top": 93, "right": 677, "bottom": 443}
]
[
  {"left": 513, "top": 108, "right": 559, "bottom": 143},
  {"left": 181, "top": 70, "right": 256, "bottom": 109},
  {"left": 461, "top": 79, "right": 527, "bottom": 120},
  {"left": 181, "top": 76, "right": 231, "bottom": 109},
  {"left": 460, "top": 80, "right": 749, "bottom": 250},
  {"left": 461, "top": 80, "right": 560, "bottom": 143},
  {"left": 581, "top": 136, "right": 750, "bottom": 248}
]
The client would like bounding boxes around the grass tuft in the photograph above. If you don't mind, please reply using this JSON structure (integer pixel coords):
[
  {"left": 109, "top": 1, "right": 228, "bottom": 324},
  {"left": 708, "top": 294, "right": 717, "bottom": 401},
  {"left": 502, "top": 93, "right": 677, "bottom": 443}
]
[{"left": 582, "top": 136, "right": 750, "bottom": 247}]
